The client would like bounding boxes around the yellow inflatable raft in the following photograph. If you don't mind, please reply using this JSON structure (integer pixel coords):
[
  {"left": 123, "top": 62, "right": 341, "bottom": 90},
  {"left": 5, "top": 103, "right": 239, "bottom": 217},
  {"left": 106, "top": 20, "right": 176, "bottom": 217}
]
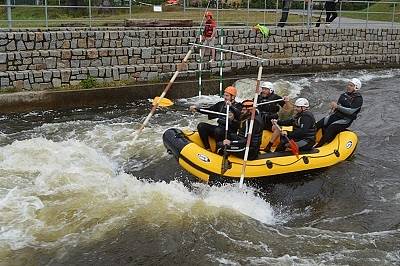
[{"left": 162, "top": 128, "right": 358, "bottom": 183}]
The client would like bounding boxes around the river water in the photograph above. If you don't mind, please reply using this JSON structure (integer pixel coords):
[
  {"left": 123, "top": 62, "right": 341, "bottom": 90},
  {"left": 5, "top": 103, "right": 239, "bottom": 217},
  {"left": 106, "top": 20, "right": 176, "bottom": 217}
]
[{"left": 1, "top": 68, "right": 399, "bottom": 265}]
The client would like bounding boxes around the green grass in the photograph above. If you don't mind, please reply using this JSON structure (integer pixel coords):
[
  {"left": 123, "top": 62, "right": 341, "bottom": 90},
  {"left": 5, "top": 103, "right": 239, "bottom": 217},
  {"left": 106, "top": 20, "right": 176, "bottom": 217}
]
[
  {"left": 0, "top": 5, "right": 307, "bottom": 28},
  {"left": 342, "top": 0, "right": 400, "bottom": 22},
  {"left": 3, "top": 2, "right": 398, "bottom": 29}
]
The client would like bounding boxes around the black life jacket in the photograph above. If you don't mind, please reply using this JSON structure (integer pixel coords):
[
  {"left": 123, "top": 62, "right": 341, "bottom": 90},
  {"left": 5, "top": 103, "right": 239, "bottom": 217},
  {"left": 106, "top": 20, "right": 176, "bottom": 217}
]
[
  {"left": 257, "top": 93, "right": 283, "bottom": 115},
  {"left": 292, "top": 110, "right": 316, "bottom": 142},
  {"left": 336, "top": 91, "right": 363, "bottom": 120},
  {"left": 238, "top": 112, "right": 265, "bottom": 148}
]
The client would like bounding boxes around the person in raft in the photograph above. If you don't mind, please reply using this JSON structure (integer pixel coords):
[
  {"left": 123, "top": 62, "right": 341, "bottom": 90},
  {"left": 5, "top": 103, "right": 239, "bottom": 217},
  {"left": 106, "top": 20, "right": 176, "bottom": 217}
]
[
  {"left": 257, "top": 81, "right": 290, "bottom": 131},
  {"left": 217, "top": 99, "right": 265, "bottom": 160},
  {"left": 315, "top": 78, "right": 363, "bottom": 147},
  {"left": 265, "top": 98, "right": 316, "bottom": 152},
  {"left": 189, "top": 86, "right": 242, "bottom": 151}
]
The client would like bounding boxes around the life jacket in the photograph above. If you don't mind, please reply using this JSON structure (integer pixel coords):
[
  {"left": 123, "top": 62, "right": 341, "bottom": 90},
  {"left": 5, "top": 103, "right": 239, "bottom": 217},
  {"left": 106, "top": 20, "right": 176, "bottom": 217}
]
[
  {"left": 203, "top": 19, "right": 216, "bottom": 38},
  {"left": 292, "top": 110, "right": 316, "bottom": 142},
  {"left": 257, "top": 93, "right": 283, "bottom": 116},
  {"left": 238, "top": 112, "right": 264, "bottom": 148},
  {"left": 336, "top": 91, "right": 363, "bottom": 120}
]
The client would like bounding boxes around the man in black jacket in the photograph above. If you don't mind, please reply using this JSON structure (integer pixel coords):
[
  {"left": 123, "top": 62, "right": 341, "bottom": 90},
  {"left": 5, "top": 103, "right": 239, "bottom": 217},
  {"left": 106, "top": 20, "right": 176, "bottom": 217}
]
[
  {"left": 257, "top": 81, "right": 288, "bottom": 131},
  {"left": 315, "top": 78, "right": 363, "bottom": 147},
  {"left": 265, "top": 98, "right": 316, "bottom": 152},
  {"left": 217, "top": 99, "right": 264, "bottom": 160},
  {"left": 190, "top": 86, "right": 241, "bottom": 151}
]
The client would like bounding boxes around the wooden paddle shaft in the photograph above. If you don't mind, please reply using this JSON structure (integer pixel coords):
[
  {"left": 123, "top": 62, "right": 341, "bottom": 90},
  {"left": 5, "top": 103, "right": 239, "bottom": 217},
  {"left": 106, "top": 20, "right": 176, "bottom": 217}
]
[
  {"left": 256, "top": 98, "right": 284, "bottom": 107},
  {"left": 133, "top": 48, "right": 193, "bottom": 142},
  {"left": 199, "top": 108, "right": 227, "bottom": 117},
  {"left": 239, "top": 66, "right": 263, "bottom": 188}
]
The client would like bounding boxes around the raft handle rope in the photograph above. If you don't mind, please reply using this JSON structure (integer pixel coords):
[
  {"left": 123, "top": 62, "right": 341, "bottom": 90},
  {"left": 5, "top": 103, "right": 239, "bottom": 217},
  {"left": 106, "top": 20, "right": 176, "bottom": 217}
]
[{"left": 225, "top": 134, "right": 343, "bottom": 168}]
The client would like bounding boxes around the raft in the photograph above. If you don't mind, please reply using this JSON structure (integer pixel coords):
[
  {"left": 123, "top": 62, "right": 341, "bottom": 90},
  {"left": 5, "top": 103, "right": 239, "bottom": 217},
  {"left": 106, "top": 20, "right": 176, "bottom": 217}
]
[{"left": 162, "top": 127, "right": 358, "bottom": 183}]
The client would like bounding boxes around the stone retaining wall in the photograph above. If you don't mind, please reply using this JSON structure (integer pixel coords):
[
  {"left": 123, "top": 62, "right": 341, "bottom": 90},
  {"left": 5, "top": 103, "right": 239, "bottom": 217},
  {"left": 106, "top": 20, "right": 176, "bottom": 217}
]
[{"left": 1, "top": 27, "right": 399, "bottom": 91}]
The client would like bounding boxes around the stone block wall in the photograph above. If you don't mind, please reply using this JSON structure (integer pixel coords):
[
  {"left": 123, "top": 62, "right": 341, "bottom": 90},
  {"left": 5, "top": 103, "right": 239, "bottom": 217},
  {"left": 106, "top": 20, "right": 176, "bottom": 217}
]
[{"left": 0, "top": 27, "right": 399, "bottom": 91}]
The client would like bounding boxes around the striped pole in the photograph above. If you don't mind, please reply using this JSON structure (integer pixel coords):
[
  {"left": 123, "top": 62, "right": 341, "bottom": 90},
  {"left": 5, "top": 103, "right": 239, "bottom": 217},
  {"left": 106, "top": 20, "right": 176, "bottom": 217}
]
[
  {"left": 198, "top": 34, "right": 203, "bottom": 97},
  {"left": 239, "top": 66, "right": 263, "bottom": 188},
  {"left": 219, "top": 28, "right": 224, "bottom": 97}
]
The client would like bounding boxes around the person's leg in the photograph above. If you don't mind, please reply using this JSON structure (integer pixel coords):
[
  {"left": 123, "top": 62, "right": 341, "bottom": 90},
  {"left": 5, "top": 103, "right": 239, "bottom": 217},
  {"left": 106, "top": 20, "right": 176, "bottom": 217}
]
[
  {"left": 197, "top": 122, "right": 217, "bottom": 150},
  {"left": 296, "top": 139, "right": 315, "bottom": 151},
  {"left": 274, "top": 136, "right": 288, "bottom": 152},
  {"left": 330, "top": 3, "right": 338, "bottom": 23},
  {"left": 264, "top": 124, "right": 280, "bottom": 152},
  {"left": 278, "top": 0, "right": 291, "bottom": 27},
  {"left": 315, "top": 123, "right": 347, "bottom": 147},
  {"left": 208, "top": 37, "right": 216, "bottom": 62},
  {"left": 210, "top": 48, "right": 216, "bottom": 62},
  {"left": 200, "top": 38, "right": 209, "bottom": 60},
  {"left": 214, "top": 126, "right": 226, "bottom": 143},
  {"left": 325, "top": 2, "right": 337, "bottom": 23}
]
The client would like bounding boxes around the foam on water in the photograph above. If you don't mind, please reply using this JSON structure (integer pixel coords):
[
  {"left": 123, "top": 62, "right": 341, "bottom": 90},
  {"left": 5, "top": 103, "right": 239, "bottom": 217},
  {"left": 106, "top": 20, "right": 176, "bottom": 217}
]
[
  {"left": 0, "top": 138, "right": 279, "bottom": 253},
  {"left": 178, "top": 77, "right": 303, "bottom": 108},
  {"left": 314, "top": 69, "right": 400, "bottom": 83}
]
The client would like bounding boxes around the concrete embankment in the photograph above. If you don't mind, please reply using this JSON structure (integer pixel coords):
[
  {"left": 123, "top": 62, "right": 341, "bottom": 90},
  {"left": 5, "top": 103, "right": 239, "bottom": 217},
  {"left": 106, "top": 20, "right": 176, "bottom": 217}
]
[
  {"left": 1, "top": 26, "right": 399, "bottom": 113},
  {"left": 0, "top": 78, "right": 224, "bottom": 113},
  {"left": 1, "top": 27, "right": 399, "bottom": 90}
]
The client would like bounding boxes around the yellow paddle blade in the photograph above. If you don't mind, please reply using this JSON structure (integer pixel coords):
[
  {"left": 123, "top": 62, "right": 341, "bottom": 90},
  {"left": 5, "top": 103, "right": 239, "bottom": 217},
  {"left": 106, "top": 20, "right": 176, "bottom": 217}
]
[
  {"left": 152, "top": 97, "right": 173, "bottom": 107},
  {"left": 281, "top": 126, "right": 293, "bottom": 132}
]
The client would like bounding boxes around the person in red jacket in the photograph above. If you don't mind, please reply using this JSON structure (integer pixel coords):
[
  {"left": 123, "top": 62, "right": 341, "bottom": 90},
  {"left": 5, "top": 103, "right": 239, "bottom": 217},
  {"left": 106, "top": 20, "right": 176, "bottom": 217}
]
[{"left": 201, "top": 11, "right": 217, "bottom": 62}]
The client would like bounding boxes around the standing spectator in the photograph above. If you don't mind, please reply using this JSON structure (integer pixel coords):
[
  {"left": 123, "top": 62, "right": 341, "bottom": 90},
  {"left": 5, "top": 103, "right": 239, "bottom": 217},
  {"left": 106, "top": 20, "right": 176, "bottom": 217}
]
[
  {"left": 201, "top": 11, "right": 217, "bottom": 62},
  {"left": 277, "top": 0, "right": 292, "bottom": 27},
  {"left": 325, "top": 0, "right": 338, "bottom": 25}
]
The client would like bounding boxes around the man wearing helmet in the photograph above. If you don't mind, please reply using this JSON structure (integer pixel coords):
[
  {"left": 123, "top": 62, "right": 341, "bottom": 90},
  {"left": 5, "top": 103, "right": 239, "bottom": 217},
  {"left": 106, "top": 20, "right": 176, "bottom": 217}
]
[
  {"left": 189, "top": 86, "right": 241, "bottom": 151},
  {"left": 315, "top": 78, "right": 363, "bottom": 147},
  {"left": 257, "top": 81, "right": 289, "bottom": 131},
  {"left": 217, "top": 99, "right": 265, "bottom": 160},
  {"left": 201, "top": 11, "right": 217, "bottom": 62},
  {"left": 265, "top": 97, "right": 316, "bottom": 152}
]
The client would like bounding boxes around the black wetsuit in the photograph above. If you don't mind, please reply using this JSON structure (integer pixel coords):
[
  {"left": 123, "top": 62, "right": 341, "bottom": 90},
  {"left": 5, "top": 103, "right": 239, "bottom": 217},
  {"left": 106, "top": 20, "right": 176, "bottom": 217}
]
[
  {"left": 315, "top": 91, "right": 363, "bottom": 147},
  {"left": 257, "top": 93, "right": 284, "bottom": 131},
  {"left": 325, "top": 0, "right": 338, "bottom": 23},
  {"left": 276, "top": 110, "right": 316, "bottom": 152},
  {"left": 217, "top": 111, "right": 265, "bottom": 160},
  {"left": 196, "top": 101, "right": 242, "bottom": 150}
]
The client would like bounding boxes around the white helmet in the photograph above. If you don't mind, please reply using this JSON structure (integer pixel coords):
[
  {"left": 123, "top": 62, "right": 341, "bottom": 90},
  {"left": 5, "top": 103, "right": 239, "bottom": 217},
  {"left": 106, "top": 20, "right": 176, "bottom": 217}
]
[
  {"left": 350, "top": 78, "right": 362, "bottom": 90},
  {"left": 261, "top": 81, "right": 274, "bottom": 93},
  {"left": 295, "top": 98, "right": 309, "bottom": 108}
]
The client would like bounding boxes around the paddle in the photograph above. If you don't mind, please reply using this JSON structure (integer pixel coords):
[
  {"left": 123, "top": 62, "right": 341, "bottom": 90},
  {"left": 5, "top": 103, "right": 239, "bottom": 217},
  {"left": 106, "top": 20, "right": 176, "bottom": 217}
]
[
  {"left": 239, "top": 66, "right": 263, "bottom": 188},
  {"left": 272, "top": 120, "right": 299, "bottom": 157},
  {"left": 221, "top": 104, "right": 230, "bottom": 175},
  {"left": 156, "top": 97, "right": 283, "bottom": 109},
  {"left": 132, "top": 48, "right": 193, "bottom": 143},
  {"left": 256, "top": 98, "right": 284, "bottom": 107},
  {"left": 152, "top": 97, "right": 173, "bottom": 107}
]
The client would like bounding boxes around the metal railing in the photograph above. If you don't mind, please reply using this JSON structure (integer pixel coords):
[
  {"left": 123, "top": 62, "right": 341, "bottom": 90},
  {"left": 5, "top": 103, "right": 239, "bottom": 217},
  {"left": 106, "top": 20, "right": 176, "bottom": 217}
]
[{"left": 0, "top": 0, "right": 399, "bottom": 29}]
